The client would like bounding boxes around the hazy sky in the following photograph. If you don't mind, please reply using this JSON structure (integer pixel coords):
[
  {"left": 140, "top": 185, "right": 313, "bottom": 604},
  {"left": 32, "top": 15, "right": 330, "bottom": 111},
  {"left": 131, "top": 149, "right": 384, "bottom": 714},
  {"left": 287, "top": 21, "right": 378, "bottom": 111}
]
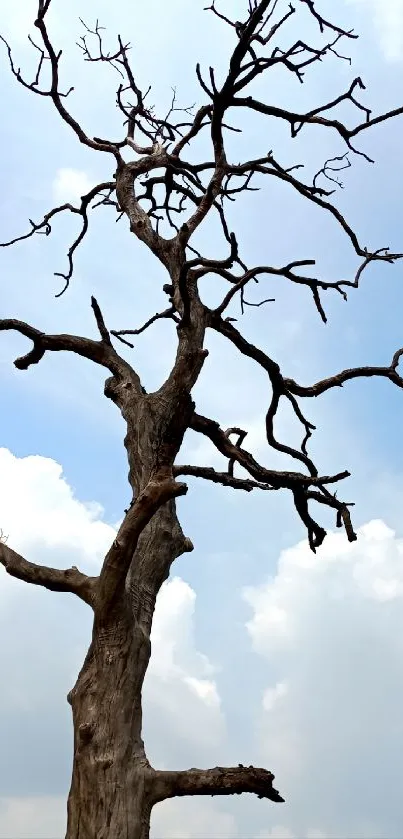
[{"left": 1, "top": 1, "right": 403, "bottom": 837}]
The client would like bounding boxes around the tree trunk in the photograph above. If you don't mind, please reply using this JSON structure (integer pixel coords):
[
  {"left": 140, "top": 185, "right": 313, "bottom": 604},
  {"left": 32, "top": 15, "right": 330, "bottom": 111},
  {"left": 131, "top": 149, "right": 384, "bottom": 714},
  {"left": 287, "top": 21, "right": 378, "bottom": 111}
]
[
  {"left": 64, "top": 345, "right": 282, "bottom": 837},
  {"left": 65, "top": 502, "right": 189, "bottom": 839},
  {"left": 66, "top": 623, "right": 153, "bottom": 839}
]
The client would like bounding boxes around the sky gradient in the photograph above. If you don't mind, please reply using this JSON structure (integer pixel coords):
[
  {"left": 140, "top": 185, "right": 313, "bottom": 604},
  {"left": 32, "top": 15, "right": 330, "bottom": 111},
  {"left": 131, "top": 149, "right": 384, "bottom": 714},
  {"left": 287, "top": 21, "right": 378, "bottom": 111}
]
[{"left": 1, "top": 0, "right": 403, "bottom": 836}]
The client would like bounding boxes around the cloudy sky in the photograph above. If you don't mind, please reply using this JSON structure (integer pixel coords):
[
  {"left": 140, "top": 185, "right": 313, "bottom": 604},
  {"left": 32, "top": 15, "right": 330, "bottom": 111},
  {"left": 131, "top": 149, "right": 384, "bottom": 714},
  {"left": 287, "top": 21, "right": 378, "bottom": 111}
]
[{"left": 1, "top": 0, "right": 403, "bottom": 837}]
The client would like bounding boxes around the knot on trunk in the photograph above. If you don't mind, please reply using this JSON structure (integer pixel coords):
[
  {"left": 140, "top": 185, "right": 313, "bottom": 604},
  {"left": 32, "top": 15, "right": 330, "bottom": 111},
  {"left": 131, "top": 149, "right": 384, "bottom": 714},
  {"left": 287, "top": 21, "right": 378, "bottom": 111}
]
[{"left": 78, "top": 722, "right": 95, "bottom": 744}]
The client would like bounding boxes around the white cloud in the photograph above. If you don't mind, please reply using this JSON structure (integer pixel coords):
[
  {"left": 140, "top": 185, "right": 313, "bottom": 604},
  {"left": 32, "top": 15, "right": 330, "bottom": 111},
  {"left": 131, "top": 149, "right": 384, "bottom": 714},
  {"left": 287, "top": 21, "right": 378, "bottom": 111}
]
[
  {"left": 258, "top": 828, "right": 298, "bottom": 839},
  {"left": 0, "top": 796, "right": 66, "bottom": 839},
  {"left": 348, "top": 0, "right": 403, "bottom": 60},
  {"left": 0, "top": 447, "right": 114, "bottom": 575},
  {"left": 262, "top": 681, "right": 289, "bottom": 713},
  {"left": 145, "top": 576, "right": 225, "bottom": 751},
  {"left": 52, "top": 167, "right": 95, "bottom": 203},
  {"left": 245, "top": 519, "right": 403, "bottom": 837},
  {"left": 151, "top": 798, "right": 237, "bottom": 839}
]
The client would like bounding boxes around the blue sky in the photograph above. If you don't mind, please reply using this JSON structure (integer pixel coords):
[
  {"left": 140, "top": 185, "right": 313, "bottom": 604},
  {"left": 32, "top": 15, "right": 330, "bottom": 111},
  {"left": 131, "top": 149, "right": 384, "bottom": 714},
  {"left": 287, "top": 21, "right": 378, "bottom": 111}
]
[{"left": 1, "top": 0, "right": 403, "bottom": 836}]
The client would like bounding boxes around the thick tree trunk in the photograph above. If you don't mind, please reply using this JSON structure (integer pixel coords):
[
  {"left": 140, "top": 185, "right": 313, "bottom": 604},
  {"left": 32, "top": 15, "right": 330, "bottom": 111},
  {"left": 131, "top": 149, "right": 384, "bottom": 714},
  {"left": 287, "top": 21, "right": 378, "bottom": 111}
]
[
  {"left": 66, "top": 622, "right": 153, "bottom": 839},
  {"left": 65, "top": 500, "right": 189, "bottom": 839},
  {"left": 64, "top": 324, "right": 282, "bottom": 837}
]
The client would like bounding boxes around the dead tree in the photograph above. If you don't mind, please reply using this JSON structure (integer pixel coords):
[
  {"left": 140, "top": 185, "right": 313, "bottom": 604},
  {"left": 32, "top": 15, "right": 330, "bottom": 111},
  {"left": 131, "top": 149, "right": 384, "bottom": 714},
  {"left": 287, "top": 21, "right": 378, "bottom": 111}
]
[{"left": 1, "top": 1, "right": 403, "bottom": 837}]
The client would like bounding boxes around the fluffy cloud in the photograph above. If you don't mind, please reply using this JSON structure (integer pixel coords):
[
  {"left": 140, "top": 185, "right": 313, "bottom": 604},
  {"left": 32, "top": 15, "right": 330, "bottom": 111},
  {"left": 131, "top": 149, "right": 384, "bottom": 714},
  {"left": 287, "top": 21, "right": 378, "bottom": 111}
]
[
  {"left": 0, "top": 796, "right": 66, "bottom": 839},
  {"left": 348, "top": 0, "right": 403, "bottom": 60},
  {"left": 0, "top": 447, "right": 114, "bottom": 576},
  {"left": 52, "top": 168, "right": 95, "bottom": 204},
  {"left": 151, "top": 798, "right": 237, "bottom": 839},
  {"left": 145, "top": 577, "right": 225, "bottom": 754},
  {"left": 0, "top": 448, "right": 229, "bottom": 837},
  {"left": 245, "top": 520, "right": 403, "bottom": 838}
]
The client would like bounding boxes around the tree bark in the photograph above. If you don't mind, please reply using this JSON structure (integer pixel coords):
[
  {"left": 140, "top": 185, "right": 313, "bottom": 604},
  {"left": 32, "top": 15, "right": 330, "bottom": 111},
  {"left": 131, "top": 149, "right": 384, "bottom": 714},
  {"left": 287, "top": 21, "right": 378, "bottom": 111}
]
[
  {"left": 65, "top": 482, "right": 191, "bottom": 839},
  {"left": 66, "top": 615, "right": 154, "bottom": 839}
]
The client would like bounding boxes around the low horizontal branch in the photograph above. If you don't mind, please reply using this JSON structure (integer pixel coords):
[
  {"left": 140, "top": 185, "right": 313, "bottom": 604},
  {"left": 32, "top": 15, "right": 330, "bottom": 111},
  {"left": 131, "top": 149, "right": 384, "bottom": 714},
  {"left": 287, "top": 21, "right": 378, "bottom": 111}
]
[
  {"left": 153, "top": 764, "right": 284, "bottom": 804},
  {"left": 190, "top": 412, "right": 349, "bottom": 489},
  {"left": 0, "top": 542, "right": 97, "bottom": 607},
  {"left": 284, "top": 350, "right": 403, "bottom": 397},
  {"left": 173, "top": 463, "right": 277, "bottom": 492},
  {"left": 0, "top": 319, "right": 108, "bottom": 369}
]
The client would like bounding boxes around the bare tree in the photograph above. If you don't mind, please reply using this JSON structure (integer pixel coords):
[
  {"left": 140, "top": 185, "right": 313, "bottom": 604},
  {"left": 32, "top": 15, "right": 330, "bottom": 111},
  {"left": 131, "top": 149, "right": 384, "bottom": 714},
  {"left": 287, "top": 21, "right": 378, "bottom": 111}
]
[{"left": 1, "top": 0, "right": 403, "bottom": 836}]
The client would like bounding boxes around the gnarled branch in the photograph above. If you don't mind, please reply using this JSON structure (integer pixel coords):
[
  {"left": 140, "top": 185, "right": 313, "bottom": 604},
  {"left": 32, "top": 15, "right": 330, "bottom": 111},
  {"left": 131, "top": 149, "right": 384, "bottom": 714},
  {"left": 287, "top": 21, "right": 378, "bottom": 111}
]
[
  {"left": 189, "top": 410, "right": 354, "bottom": 550},
  {"left": 0, "top": 541, "right": 97, "bottom": 607},
  {"left": 0, "top": 303, "right": 141, "bottom": 390},
  {"left": 173, "top": 463, "right": 277, "bottom": 492},
  {"left": 97, "top": 475, "right": 188, "bottom": 614},
  {"left": 153, "top": 763, "right": 284, "bottom": 804},
  {"left": 284, "top": 349, "right": 403, "bottom": 397}
]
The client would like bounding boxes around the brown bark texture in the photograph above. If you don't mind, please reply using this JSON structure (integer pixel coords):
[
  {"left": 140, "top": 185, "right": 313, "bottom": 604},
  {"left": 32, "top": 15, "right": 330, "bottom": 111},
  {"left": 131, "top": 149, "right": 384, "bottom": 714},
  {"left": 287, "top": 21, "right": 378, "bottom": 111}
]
[{"left": 1, "top": 0, "right": 403, "bottom": 836}]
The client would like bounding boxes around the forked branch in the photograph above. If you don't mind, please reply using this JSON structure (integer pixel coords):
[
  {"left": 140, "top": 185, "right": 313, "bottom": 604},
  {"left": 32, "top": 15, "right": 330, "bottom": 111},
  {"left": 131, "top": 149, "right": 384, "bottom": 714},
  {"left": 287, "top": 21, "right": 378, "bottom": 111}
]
[
  {"left": 0, "top": 182, "right": 116, "bottom": 295},
  {"left": 284, "top": 348, "right": 403, "bottom": 396},
  {"left": 173, "top": 464, "right": 278, "bottom": 492},
  {"left": 0, "top": 4, "right": 121, "bottom": 159},
  {"left": 0, "top": 300, "right": 141, "bottom": 390},
  {"left": 97, "top": 475, "right": 188, "bottom": 614}
]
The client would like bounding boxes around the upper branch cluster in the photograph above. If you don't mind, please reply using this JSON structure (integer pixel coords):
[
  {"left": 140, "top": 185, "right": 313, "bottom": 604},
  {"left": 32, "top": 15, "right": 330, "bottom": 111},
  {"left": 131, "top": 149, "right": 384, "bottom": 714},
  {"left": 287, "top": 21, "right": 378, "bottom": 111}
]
[{"left": 2, "top": 0, "right": 403, "bottom": 551}]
